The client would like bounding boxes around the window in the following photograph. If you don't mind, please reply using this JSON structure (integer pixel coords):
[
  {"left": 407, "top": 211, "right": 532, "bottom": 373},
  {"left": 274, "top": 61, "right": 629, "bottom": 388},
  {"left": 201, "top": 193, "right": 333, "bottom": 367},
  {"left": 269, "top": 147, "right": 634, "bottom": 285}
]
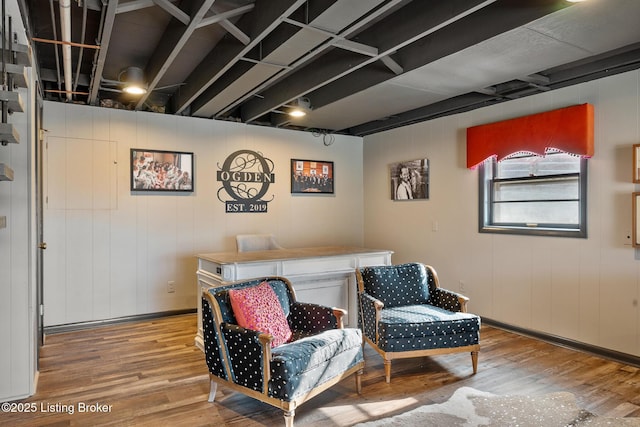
[{"left": 478, "top": 151, "right": 587, "bottom": 237}]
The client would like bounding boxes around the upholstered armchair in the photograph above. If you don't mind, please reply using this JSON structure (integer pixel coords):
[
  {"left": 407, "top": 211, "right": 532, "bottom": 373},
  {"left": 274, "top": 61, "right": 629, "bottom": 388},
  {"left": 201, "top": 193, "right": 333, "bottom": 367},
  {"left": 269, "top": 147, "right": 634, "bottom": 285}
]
[
  {"left": 202, "top": 276, "right": 364, "bottom": 427},
  {"left": 356, "top": 263, "right": 480, "bottom": 383}
]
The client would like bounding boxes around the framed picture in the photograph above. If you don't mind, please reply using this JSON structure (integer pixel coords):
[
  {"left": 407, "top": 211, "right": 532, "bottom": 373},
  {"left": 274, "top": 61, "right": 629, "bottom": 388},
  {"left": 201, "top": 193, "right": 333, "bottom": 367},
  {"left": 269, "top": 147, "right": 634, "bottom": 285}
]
[
  {"left": 634, "top": 144, "right": 640, "bottom": 183},
  {"left": 131, "top": 148, "right": 194, "bottom": 192},
  {"left": 291, "top": 159, "right": 334, "bottom": 194},
  {"left": 390, "top": 158, "right": 429, "bottom": 200},
  {"left": 634, "top": 193, "right": 640, "bottom": 247}
]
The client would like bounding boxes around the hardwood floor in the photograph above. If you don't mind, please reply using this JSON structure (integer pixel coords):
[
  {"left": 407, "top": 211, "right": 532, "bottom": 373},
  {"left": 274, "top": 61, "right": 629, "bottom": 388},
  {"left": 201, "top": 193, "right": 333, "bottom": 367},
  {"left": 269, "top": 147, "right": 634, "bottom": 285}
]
[{"left": 3, "top": 314, "right": 640, "bottom": 426}]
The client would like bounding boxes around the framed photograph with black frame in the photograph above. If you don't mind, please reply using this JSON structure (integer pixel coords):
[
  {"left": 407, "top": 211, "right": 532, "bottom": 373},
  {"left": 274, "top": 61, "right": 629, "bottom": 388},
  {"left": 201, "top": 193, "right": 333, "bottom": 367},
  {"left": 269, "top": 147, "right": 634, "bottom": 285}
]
[
  {"left": 633, "top": 144, "right": 640, "bottom": 183},
  {"left": 131, "top": 148, "right": 194, "bottom": 192},
  {"left": 291, "top": 159, "right": 334, "bottom": 194},
  {"left": 389, "top": 158, "right": 429, "bottom": 200}
]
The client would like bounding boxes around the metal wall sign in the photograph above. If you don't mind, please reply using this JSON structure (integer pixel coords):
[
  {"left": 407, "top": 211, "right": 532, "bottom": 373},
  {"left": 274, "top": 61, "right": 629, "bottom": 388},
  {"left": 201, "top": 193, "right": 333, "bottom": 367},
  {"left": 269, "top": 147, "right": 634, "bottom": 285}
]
[{"left": 216, "top": 149, "right": 275, "bottom": 213}]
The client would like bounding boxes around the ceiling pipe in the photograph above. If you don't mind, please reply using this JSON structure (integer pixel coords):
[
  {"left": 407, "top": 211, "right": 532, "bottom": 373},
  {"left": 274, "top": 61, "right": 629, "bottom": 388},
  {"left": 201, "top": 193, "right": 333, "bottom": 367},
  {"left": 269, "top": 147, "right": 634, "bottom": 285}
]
[
  {"left": 73, "top": 0, "right": 87, "bottom": 93},
  {"left": 48, "top": 0, "right": 62, "bottom": 98},
  {"left": 59, "top": 0, "right": 72, "bottom": 101}
]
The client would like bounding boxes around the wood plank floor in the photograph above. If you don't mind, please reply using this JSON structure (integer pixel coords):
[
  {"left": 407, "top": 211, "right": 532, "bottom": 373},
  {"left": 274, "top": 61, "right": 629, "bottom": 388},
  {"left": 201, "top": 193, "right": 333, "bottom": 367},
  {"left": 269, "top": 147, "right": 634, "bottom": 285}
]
[{"left": 3, "top": 314, "right": 640, "bottom": 426}]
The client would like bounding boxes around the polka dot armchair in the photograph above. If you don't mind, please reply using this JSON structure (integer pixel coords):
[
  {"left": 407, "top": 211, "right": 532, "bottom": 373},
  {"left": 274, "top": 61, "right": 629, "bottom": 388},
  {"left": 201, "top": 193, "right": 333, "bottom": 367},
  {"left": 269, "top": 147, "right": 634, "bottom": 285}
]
[
  {"left": 356, "top": 263, "right": 480, "bottom": 383},
  {"left": 202, "top": 276, "right": 364, "bottom": 427}
]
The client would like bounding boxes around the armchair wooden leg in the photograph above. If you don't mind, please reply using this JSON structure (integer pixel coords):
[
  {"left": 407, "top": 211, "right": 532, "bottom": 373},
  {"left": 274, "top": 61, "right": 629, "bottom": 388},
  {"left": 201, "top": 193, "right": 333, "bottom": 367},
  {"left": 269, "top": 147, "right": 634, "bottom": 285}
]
[
  {"left": 207, "top": 377, "right": 218, "bottom": 402},
  {"left": 284, "top": 409, "right": 295, "bottom": 427},
  {"left": 384, "top": 359, "right": 392, "bottom": 384},
  {"left": 355, "top": 368, "right": 363, "bottom": 394},
  {"left": 471, "top": 351, "right": 479, "bottom": 374}
]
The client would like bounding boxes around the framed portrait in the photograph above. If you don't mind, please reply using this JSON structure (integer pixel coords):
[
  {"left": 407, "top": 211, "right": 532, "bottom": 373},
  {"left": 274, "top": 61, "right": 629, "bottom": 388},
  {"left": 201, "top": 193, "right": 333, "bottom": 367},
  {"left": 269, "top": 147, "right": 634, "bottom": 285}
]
[
  {"left": 634, "top": 144, "right": 640, "bottom": 183},
  {"left": 131, "top": 148, "right": 194, "bottom": 192},
  {"left": 291, "top": 159, "right": 334, "bottom": 194},
  {"left": 390, "top": 158, "right": 429, "bottom": 200}
]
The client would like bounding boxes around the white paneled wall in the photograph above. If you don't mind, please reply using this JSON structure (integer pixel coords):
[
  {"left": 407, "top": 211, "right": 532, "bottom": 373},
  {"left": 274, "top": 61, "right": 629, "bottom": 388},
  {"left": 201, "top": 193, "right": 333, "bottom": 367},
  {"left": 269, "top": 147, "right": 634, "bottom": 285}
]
[
  {"left": 0, "top": 88, "right": 35, "bottom": 401},
  {"left": 42, "top": 103, "right": 365, "bottom": 326},
  {"left": 363, "top": 70, "right": 640, "bottom": 357},
  {"left": 0, "top": 0, "right": 38, "bottom": 403}
]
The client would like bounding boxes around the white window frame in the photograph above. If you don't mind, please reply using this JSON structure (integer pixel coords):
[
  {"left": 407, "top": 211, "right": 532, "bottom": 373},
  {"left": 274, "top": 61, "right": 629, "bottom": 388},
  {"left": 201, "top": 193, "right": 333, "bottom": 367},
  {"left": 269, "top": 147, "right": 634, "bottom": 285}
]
[{"left": 478, "top": 154, "right": 588, "bottom": 238}]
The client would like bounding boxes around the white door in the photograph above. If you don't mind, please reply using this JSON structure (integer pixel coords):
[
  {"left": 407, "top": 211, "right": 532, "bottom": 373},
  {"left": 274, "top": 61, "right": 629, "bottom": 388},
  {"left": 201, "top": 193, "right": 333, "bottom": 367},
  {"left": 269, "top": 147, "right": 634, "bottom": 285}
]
[{"left": 43, "top": 136, "right": 116, "bottom": 326}]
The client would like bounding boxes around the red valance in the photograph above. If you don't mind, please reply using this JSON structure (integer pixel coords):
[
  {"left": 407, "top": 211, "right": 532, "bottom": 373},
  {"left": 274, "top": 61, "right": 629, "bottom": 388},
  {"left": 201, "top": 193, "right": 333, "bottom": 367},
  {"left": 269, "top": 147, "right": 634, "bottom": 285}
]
[{"left": 466, "top": 103, "right": 594, "bottom": 169}]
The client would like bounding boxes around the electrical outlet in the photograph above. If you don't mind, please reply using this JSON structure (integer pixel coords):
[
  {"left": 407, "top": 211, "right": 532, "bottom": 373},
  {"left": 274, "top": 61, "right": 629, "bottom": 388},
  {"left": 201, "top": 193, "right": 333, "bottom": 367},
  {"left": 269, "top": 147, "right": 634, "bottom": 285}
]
[
  {"left": 459, "top": 280, "right": 465, "bottom": 292},
  {"left": 167, "top": 281, "right": 176, "bottom": 293}
]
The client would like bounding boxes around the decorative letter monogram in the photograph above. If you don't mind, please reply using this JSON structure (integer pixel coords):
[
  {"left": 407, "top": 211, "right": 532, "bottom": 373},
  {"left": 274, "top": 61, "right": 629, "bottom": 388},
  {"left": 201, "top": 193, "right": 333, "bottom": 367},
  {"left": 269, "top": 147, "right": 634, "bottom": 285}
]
[{"left": 216, "top": 150, "right": 275, "bottom": 213}]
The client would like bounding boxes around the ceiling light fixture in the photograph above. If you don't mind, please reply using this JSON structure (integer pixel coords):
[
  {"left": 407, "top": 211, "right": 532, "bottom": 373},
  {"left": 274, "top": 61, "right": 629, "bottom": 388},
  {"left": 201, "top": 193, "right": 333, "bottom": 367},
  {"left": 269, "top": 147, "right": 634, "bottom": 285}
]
[
  {"left": 119, "top": 66, "right": 148, "bottom": 95},
  {"left": 288, "top": 97, "right": 312, "bottom": 117}
]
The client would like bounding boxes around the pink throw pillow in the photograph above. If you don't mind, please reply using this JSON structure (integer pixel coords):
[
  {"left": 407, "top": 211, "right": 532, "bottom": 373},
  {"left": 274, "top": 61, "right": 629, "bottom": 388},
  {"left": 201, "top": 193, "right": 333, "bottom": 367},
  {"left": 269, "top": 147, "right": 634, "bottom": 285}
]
[{"left": 229, "top": 281, "right": 292, "bottom": 347}]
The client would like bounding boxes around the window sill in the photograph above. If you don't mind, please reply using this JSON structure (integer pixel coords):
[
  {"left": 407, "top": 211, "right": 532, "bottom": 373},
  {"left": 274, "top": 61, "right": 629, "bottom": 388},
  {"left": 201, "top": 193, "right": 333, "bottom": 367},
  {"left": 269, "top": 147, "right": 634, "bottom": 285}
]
[{"left": 479, "top": 225, "right": 587, "bottom": 238}]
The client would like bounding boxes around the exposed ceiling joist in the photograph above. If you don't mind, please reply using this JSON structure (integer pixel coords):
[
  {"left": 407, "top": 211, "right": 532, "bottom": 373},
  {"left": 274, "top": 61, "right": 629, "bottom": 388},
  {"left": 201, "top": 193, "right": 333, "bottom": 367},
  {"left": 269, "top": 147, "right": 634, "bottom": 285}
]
[
  {"left": 212, "top": 0, "right": 404, "bottom": 119},
  {"left": 26, "top": 0, "right": 640, "bottom": 137},
  {"left": 218, "top": 19, "right": 250, "bottom": 45},
  {"left": 240, "top": 0, "right": 504, "bottom": 123},
  {"left": 133, "top": 0, "right": 219, "bottom": 110},
  {"left": 520, "top": 73, "right": 551, "bottom": 85},
  {"left": 117, "top": 0, "right": 156, "bottom": 14},
  {"left": 196, "top": 4, "right": 255, "bottom": 29},
  {"left": 152, "top": 0, "right": 190, "bottom": 25},
  {"left": 173, "top": 0, "right": 307, "bottom": 115},
  {"left": 87, "top": 0, "right": 118, "bottom": 104},
  {"left": 350, "top": 92, "right": 497, "bottom": 136},
  {"left": 380, "top": 55, "right": 403, "bottom": 75}
]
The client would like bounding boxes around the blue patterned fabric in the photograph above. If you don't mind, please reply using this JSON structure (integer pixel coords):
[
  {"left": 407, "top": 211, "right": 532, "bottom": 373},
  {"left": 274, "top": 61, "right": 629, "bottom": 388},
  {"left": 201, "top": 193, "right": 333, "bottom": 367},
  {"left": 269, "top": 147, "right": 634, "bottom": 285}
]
[
  {"left": 360, "top": 263, "right": 430, "bottom": 308},
  {"left": 358, "top": 293, "right": 379, "bottom": 342},
  {"left": 270, "top": 328, "right": 363, "bottom": 400},
  {"left": 289, "top": 302, "right": 339, "bottom": 338},
  {"left": 202, "top": 277, "right": 364, "bottom": 403},
  {"left": 357, "top": 263, "right": 481, "bottom": 355},
  {"left": 378, "top": 304, "right": 480, "bottom": 351},
  {"left": 430, "top": 286, "right": 464, "bottom": 312},
  {"left": 221, "top": 323, "right": 264, "bottom": 390},
  {"left": 202, "top": 298, "right": 228, "bottom": 380}
]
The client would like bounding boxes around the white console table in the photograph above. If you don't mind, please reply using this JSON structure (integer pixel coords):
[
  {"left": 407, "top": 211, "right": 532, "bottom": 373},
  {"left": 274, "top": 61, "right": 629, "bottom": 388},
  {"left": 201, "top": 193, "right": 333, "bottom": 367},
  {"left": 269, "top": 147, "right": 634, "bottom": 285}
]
[{"left": 195, "top": 246, "right": 393, "bottom": 350}]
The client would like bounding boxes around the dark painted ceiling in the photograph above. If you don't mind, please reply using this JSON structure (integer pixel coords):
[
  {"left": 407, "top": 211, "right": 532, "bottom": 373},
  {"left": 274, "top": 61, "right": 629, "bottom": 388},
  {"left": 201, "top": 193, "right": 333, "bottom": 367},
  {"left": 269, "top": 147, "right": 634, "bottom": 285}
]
[{"left": 19, "top": 0, "right": 640, "bottom": 136}]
